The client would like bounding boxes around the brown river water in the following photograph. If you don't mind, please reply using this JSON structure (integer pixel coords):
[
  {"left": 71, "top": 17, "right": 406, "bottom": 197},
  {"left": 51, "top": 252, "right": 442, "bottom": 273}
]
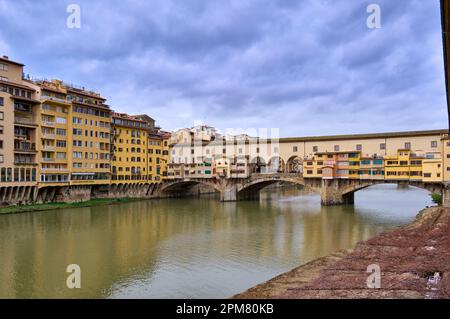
[{"left": 0, "top": 184, "right": 432, "bottom": 298}]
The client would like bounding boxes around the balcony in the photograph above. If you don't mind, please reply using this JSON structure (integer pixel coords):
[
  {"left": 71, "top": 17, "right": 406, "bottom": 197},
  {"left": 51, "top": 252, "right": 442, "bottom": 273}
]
[
  {"left": 41, "top": 133, "right": 55, "bottom": 139},
  {"left": 14, "top": 159, "right": 37, "bottom": 166},
  {"left": 14, "top": 105, "right": 32, "bottom": 113},
  {"left": 41, "top": 121, "right": 55, "bottom": 127},
  {"left": 41, "top": 168, "right": 68, "bottom": 172},
  {"left": 41, "top": 95, "right": 70, "bottom": 105},
  {"left": 14, "top": 116, "right": 37, "bottom": 127},
  {"left": 14, "top": 142, "right": 37, "bottom": 153},
  {"left": 42, "top": 145, "right": 55, "bottom": 151},
  {"left": 42, "top": 158, "right": 56, "bottom": 163}
]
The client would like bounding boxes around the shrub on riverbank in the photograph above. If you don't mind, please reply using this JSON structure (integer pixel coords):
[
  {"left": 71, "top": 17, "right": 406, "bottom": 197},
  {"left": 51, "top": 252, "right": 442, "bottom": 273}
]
[{"left": 431, "top": 193, "right": 442, "bottom": 206}]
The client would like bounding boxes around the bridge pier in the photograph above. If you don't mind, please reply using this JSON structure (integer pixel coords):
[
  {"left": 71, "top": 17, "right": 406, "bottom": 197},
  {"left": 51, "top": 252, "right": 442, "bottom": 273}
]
[
  {"left": 221, "top": 184, "right": 237, "bottom": 201},
  {"left": 320, "top": 179, "right": 354, "bottom": 206}
]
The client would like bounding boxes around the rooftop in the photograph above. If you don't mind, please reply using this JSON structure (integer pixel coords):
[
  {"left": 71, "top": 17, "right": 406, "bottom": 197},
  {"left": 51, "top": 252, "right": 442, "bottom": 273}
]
[
  {"left": 0, "top": 55, "right": 24, "bottom": 67},
  {"left": 279, "top": 129, "right": 448, "bottom": 143}
]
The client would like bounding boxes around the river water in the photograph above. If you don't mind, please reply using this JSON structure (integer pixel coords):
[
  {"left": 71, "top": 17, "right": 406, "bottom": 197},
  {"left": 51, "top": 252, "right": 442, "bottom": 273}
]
[{"left": 0, "top": 184, "right": 433, "bottom": 298}]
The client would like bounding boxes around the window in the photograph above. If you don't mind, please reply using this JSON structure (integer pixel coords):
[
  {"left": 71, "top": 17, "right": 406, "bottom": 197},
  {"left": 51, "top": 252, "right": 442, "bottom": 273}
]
[
  {"left": 56, "top": 117, "right": 66, "bottom": 124},
  {"left": 0, "top": 125, "right": 3, "bottom": 134},
  {"left": 404, "top": 142, "right": 411, "bottom": 150},
  {"left": 313, "top": 146, "right": 318, "bottom": 153},
  {"left": 0, "top": 111, "right": 3, "bottom": 120},
  {"left": 380, "top": 143, "right": 386, "bottom": 150},
  {"left": 334, "top": 145, "right": 340, "bottom": 152},
  {"left": 56, "top": 152, "right": 66, "bottom": 159},
  {"left": 56, "top": 140, "right": 67, "bottom": 148},
  {"left": 0, "top": 97, "right": 3, "bottom": 106},
  {"left": 56, "top": 128, "right": 66, "bottom": 136},
  {"left": 0, "top": 140, "right": 2, "bottom": 149},
  {"left": 0, "top": 63, "right": 8, "bottom": 71},
  {"left": 431, "top": 141, "right": 438, "bottom": 148},
  {"left": 356, "top": 144, "right": 362, "bottom": 151},
  {"left": 373, "top": 159, "right": 383, "bottom": 165},
  {"left": 0, "top": 154, "right": 3, "bottom": 164}
]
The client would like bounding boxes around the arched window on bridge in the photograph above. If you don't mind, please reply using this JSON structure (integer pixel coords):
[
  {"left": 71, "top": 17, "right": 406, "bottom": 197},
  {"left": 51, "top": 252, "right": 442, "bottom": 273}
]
[
  {"left": 250, "top": 156, "right": 267, "bottom": 174},
  {"left": 268, "top": 156, "right": 286, "bottom": 173},
  {"left": 286, "top": 156, "right": 303, "bottom": 174}
]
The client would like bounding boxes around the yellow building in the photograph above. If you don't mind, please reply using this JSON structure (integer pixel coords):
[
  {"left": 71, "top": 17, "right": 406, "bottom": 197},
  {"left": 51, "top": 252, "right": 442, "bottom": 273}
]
[
  {"left": 32, "top": 80, "right": 71, "bottom": 186},
  {"left": 348, "top": 152, "right": 361, "bottom": 179},
  {"left": 147, "top": 132, "right": 165, "bottom": 182},
  {"left": 111, "top": 113, "right": 149, "bottom": 183},
  {"left": 384, "top": 149, "right": 423, "bottom": 181},
  {"left": 160, "top": 131, "right": 171, "bottom": 180},
  {"left": 422, "top": 152, "right": 443, "bottom": 183},
  {"left": 442, "top": 136, "right": 450, "bottom": 182},
  {"left": 67, "top": 85, "right": 112, "bottom": 185},
  {"left": 303, "top": 155, "right": 324, "bottom": 178}
]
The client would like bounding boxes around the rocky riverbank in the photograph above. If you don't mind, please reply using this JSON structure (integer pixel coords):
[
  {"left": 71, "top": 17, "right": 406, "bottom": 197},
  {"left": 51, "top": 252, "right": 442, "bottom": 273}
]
[{"left": 233, "top": 206, "right": 450, "bottom": 299}]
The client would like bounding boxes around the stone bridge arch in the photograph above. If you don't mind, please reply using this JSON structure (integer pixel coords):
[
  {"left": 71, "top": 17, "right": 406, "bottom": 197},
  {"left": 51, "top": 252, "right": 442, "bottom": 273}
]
[
  {"left": 160, "top": 178, "right": 224, "bottom": 198},
  {"left": 340, "top": 180, "right": 443, "bottom": 196},
  {"left": 320, "top": 179, "right": 444, "bottom": 206},
  {"left": 236, "top": 173, "right": 312, "bottom": 201}
]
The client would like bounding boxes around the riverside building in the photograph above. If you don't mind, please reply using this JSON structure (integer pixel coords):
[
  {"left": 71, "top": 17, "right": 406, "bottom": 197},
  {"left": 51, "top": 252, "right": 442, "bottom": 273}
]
[{"left": 0, "top": 56, "right": 39, "bottom": 188}]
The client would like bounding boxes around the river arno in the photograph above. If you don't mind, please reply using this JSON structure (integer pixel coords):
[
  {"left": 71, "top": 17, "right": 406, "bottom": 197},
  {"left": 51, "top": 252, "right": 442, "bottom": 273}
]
[{"left": 0, "top": 184, "right": 433, "bottom": 299}]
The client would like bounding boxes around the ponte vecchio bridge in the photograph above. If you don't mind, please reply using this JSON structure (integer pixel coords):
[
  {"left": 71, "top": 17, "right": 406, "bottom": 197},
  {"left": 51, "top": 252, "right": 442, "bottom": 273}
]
[
  {"left": 162, "top": 129, "right": 450, "bottom": 205},
  {"left": 160, "top": 172, "right": 445, "bottom": 205}
]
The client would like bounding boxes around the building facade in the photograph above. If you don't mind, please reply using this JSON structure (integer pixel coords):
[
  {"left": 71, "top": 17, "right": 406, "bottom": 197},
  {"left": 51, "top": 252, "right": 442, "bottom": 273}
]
[{"left": 0, "top": 56, "right": 39, "bottom": 187}]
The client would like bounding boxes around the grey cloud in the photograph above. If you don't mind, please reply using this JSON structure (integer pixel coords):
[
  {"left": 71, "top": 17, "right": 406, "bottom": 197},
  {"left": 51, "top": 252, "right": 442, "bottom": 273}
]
[{"left": 0, "top": 0, "right": 446, "bottom": 137}]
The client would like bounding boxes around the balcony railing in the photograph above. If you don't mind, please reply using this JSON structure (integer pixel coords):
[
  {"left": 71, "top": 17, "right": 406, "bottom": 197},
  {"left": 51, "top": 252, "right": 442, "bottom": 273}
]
[
  {"left": 42, "top": 121, "right": 55, "bottom": 126},
  {"left": 41, "top": 133, "right": 55, "bottom": 139},
  {"left": 42, "top": 145, "right": 55, "bottom": 151},
  {"left": 14, "top": 142, "right": 36, "bottom": 152},
  {"left": 14, "top": 106, "right": 32, "bottom": 113},
  {"left": 42, "top": 158, "right": 55, "bottom": 162},
  {"left": 41, "top": 95, "right": 69, "bottom": 104},
  {"left": 14, "top": 160, "right": 37, "bottom": 165},
  {"left": 14, "top": 117, "right": 37, "bottom": 126}
]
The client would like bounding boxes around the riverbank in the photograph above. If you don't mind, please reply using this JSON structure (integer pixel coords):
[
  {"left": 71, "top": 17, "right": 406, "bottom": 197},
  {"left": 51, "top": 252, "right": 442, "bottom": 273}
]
[
  {"left": 0, "top": 198, "right": 140, "bottom": 215},
  {"left": 233, "top": 206, "right": 450, "bottom": 299}
]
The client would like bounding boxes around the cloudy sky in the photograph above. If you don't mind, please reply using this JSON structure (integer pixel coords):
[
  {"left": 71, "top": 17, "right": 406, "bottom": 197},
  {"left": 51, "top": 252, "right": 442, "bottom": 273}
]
[{"left": 0, "top": 0, "right": 446, "bottom": 137}]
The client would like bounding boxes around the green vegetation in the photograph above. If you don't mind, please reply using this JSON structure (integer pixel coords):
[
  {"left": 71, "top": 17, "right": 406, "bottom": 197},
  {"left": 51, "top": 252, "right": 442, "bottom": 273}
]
[
  {"left": 431, "top": 193, "right": 443, "bottom": 206},
  {"left": 0, "top": 198, "right": 138, "bottom": 215}
]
